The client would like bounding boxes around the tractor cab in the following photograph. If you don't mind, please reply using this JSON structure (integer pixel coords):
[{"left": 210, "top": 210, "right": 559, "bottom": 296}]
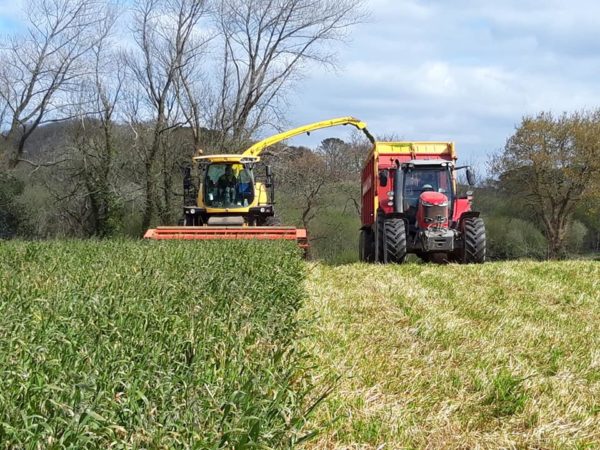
[{"left": 397, "top": 160, "right": 454, "bottom": 227}]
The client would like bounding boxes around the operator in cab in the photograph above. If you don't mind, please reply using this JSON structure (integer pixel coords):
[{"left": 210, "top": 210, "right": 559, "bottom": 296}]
[
  {"left": 217, "top": 165, "right": 238, "bottom": 205},
  {"left": 218, "top": 165, "right": 237, "bottom": 189}
]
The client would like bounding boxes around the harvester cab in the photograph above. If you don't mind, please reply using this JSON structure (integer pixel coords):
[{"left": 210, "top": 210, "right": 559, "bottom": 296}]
[
  {"left": 145, "top": 117, "right": 373, "bottom": 249},
  {"left": 183, "top": 154, "right": 273, "bottom": 227},
  {"left": 360, "top": 142, "right": 485, "bottom": 264}
]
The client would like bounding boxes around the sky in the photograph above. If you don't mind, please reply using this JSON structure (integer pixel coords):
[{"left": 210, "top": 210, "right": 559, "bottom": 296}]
[
  {"left": 285, "top": 0, "right": 600, "bottom": 169},
  {"left": 1, "top": 0, "right": 600, "bottom": 170},
  {"left": 0, "top": 0, "right": 22, "bottom": 31}
]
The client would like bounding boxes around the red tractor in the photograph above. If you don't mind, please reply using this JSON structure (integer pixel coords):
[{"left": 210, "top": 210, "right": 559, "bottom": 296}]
[{"left": 359, "top": 142, "right": 486, "bottom": 264}]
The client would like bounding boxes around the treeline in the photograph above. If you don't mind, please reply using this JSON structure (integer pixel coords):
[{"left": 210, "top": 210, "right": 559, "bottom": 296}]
[
  {"left": 2, "top": 1, "right": 600, "bottom": 261},
  {"left": 0, "top": 0, "right": 364, "bottom": 236},
  {"left": 1, "top": 115, "right": 600, "bottom": 262},
  {"left": 276, "top": 111, "right": 600, "bottom": 262}
]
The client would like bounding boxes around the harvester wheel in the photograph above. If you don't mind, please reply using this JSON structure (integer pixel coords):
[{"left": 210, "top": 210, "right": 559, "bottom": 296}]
[
  {"left": 359, "top": 229, "right": 375, "bottom": 262},
  {"left": 463, "top": 217, "right": 486, "bottom": 263},
  {"left": 264, "top": 215, "right": 282, "bottom": 226},
  {"left": 383, "top": 218, "right": 407, "bottom": 264}
]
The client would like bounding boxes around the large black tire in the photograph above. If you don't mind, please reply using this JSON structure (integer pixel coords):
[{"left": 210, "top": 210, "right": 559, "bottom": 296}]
[
  {"left": 182, "top": 214, "right": 195, "bottom": 226},
  {"left": 376, "top": 215, "right": 385, "bottom": 262},
  {"left": 383, "top": 217, "right": 407, "bottom": 264},
  {"left": 264, "top": 215, "right": 282, "bottom": 226},
  {"left": 359, "top": 229, "right": 375, "bottom": 262},
  {"left": 463, "top": 217, "right": 486, "bottom": 263}
]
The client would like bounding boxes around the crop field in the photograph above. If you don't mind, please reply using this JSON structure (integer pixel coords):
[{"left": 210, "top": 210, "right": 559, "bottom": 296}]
[
  {"left": 1, "top": 241, "right": 599, "bottom": 449},
  {"left": 0, "top": 240, "right": 313, "bottom": 448},
  {"left": 304, "top": 261, "right": 600, "bottom": 448}
]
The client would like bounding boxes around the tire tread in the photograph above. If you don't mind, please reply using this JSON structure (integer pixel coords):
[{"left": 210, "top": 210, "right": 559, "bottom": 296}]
[
  {"left": 463, "top": 217, "right": 486, "bottom": 263},
  {"left": 384, "top": 218, "right": 407, "bottom": 264}
]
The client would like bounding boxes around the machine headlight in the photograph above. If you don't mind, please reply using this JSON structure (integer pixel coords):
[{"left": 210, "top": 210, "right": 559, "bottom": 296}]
[{"left": 190, "top": 209, "right": 196, "bottom": 214}]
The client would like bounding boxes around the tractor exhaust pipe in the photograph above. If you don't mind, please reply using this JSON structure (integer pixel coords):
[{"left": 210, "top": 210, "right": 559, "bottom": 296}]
[{"left": 393, "top": 160, "right": 404, "bottom": 214}]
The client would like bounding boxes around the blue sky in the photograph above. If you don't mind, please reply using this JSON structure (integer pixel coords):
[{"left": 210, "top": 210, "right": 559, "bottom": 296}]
[
  {"left": 2, "top": 0, "right": 599, "bottom": 170},
  {"left": 0, "top": 2, "right": 22, "bottom": 32},
  {"left": 285, "top": 0, "right": 600, "bottom": 169}
]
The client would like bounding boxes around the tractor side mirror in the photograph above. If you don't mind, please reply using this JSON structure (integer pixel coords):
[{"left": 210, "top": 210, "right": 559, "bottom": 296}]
[
  {"left": 265, "top": 165, "right": 273, "bottom": 187},
  {"left": 466, "top": 167, "right": 475, "bottom": 186},
  {"left": 379, "top": 170, "right": 388, "bottom": 187},
  {"left": 183, "top": 166, "right": 192, "bottom": 190}
]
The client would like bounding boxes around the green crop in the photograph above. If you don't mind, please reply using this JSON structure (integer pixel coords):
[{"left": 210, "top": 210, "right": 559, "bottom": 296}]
[{"left": 0, "top": 240, "right": 313, "bottom": 449}]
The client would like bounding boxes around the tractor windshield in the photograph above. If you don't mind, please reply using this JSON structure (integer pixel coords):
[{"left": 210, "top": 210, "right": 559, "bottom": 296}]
[
  {"left": 204, "top": 163, "right": 254, "bottom": 208},
  {"left": 403, "top": 166, "right": 453, "bottom": 210}
]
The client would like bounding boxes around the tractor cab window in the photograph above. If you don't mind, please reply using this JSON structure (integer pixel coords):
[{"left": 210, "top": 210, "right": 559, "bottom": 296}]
[
  {"left": 403, "top": 167, "right": 453, "bottom": 211},
  {"left": 204, "top": 163, "right": 254, "bottom": 208}
]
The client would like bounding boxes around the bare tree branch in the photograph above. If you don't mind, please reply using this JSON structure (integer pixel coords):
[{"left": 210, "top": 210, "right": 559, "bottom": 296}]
[
  {"left": 209, "top": 0, "right": 365, "bottom": 150},
  {"left": 0, "top": 0, "right": 108, "bottom": 169}
]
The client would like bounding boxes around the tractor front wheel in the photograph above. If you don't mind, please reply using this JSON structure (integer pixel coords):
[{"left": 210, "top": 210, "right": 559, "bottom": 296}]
[
  {"left": 383, "top": 217, "right": 407, "bottom": 264},
  {"left": 463, "top": 217, "right": 486, "bottom": 263}
]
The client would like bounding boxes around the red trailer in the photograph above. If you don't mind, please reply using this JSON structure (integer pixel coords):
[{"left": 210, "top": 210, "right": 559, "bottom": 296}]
[{"left": 360, "top": 142, "right": 486, "bottom": 263}]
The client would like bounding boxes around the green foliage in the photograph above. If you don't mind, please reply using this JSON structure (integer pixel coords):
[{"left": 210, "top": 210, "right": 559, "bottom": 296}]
[
  {"left": 14, "top": 183, "right": 56, "bottom": 238},
  {"left": 482, "top": 369, "right": 528, "bottom": 417},
  {"left": 0, "top": 172, "right": 29, "bottom": 238},
  {"left": 0, "top": 240, "right": 314, "bottom": 448},
  {"left": 566, "top": 220, "right": 588, "bottom": 254},
  {"left": 278, "top": 181, "right": 361, "bottom": 264},
  {"left": 485, "top": 216, "right": 547, "bottom": 260},
  {"left": 492, "top": 110, "right": 600, "bottom": 258},
  {"left": 310, "top": 210, "right": 359, "bottom": 265}
]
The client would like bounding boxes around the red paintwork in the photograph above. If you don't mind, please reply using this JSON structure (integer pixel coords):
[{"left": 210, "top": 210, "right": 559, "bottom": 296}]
[
  {"left": 360, "top": 157, "right": 375, "bottom": 226},
  {"left": 419, "top": 191, "right": 447, "bottom": 205},
  {"left": 361, "top": 151, "right": 457, "bottom": 227},
  {"left": 144, "top": 226, "right": 309, "bottom": 248},
  {"left": 452, "top": 198, "right": 472, "bottom": 223},
  {"left": 416, "top": 192, "right": 449, "bottom": 230},
  {"left": 361, "top": 151, "right": 472, "bottom": 228}
]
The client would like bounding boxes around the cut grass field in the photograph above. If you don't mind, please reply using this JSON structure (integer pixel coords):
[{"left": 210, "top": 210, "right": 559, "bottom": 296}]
[{"left": 304, "top": 261, "right": 600, "bottom": 448}]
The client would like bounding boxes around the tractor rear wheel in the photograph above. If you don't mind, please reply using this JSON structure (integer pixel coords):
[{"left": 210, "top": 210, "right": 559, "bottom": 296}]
[
  {"left": 383, "top": 217, "right": 407, "bottom": 264},
  {"left": 376, "top": 214, "right": 385, "bottom": 262},
  {"left": 359, "top": 229, "right": 375, "bottom": 262},
  {"left": 463, "top": 217, "right": 486, "bottom": 263}
]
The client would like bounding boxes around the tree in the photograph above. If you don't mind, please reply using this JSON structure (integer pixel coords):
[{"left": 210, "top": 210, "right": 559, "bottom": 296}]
[
  {"left": 56, "top": 5, "right": 123, "bottom": 237},
  {"left": 317, "top": 137, "right": 348, "bottom": 177},
  {"left": 0, "top": 173, "right": 29, "bottom": 238},
  {"left": 492, "top": 111, "right": 600, "bottom": 258},
  {"left": 0, "top": 0, "right": 104, "bottom": 169},
  {"left": 275, "top": 147, "right": 330, "bottom": 231},
  {"left": 124, "top": 0, "right": 209, "bottom": 230},
  {"left": 315, "top": 136, "right": 367, "bottom": 218},
  {"left": 209, "top": 0, "right": 364, "bottom": 151}
]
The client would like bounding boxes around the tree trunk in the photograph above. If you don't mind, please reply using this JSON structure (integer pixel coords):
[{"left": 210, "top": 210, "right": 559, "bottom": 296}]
[
  {"left": 141, "top": 159, "right": 155, "bottom": 233},
  {"left": 547, "top": 218, "right": 568, "bottom": 259}
]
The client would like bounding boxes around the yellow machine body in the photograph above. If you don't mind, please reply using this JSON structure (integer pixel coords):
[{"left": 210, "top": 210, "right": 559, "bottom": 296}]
[{"left": 145, "top": 117, "right": 373, "bottom": 246}]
